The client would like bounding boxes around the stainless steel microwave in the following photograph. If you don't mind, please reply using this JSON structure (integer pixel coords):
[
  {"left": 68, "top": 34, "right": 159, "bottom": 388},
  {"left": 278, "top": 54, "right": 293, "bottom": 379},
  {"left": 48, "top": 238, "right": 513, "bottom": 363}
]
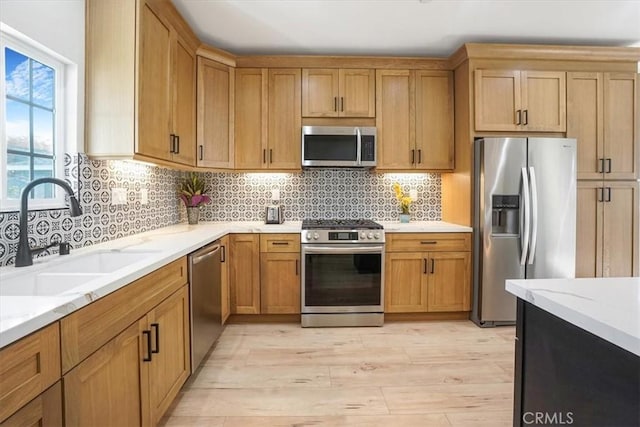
[{"left": 301, "top": 126, "right": 377, "bottom": 168}]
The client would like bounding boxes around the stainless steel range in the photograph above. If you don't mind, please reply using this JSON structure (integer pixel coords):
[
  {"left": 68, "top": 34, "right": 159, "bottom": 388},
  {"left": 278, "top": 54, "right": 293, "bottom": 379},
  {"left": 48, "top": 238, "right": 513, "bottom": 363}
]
[{"left": 301, "top": 219, "right": 385, "bottom": 327}]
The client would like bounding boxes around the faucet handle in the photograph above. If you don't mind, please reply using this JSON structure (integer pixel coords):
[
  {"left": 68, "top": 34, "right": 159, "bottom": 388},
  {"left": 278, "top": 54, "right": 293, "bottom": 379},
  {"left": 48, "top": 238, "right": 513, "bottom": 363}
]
[{"left": 59, "top": 242, "right": 71, "bottom": 255}]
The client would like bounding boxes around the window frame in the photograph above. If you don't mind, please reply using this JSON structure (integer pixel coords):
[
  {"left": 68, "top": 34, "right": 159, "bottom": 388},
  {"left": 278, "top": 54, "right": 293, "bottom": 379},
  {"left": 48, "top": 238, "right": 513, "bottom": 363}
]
[{"left": 0, "top": 30, "right": 66, "bottom": 212}]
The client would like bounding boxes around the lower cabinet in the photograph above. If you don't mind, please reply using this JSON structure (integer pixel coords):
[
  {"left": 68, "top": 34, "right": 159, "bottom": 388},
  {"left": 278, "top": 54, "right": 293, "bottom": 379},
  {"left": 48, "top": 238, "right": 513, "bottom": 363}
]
[
  {"left": 385, "top": 233, "right": 472, "bottom": 313},
  {"left": 230, "top": 233, "right": 301, "bottom": 315}
]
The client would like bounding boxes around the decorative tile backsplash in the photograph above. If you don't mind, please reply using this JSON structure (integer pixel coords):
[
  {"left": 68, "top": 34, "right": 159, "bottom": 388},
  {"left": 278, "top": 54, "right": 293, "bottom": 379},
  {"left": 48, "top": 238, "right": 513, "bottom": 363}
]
[
  {"left": 199, "top": 169, "right": 441, "bottom": 222},
  {"left": 0, "top": 159, "right": 442, "bottom": 266}
]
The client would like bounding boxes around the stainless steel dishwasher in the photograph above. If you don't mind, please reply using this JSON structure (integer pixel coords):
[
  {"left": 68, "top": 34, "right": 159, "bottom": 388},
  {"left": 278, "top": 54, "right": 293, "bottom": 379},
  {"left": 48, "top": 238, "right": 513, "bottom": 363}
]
[{"left": 188, "top": 240, "right": 223, "bottom": 372}]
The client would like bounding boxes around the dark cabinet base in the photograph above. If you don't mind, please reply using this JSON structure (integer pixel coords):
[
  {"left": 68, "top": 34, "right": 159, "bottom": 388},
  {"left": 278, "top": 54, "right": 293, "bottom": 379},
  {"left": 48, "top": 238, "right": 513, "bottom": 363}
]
[{"left": 514, "top": 299, "right": 639, "bottom": 427}]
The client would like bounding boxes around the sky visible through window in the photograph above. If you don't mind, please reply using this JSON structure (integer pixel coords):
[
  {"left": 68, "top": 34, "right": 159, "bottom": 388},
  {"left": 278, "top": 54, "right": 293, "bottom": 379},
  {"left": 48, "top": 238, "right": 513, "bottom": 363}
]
[{"left": 5, "top": 47, "right": 56, "bottom": 199}]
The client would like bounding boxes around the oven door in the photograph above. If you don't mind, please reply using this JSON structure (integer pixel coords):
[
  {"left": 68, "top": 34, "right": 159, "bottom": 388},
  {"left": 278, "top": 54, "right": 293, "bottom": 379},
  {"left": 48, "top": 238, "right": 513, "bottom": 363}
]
[{"left": 301, "top": 244, "right": 384, "bottom": 313}]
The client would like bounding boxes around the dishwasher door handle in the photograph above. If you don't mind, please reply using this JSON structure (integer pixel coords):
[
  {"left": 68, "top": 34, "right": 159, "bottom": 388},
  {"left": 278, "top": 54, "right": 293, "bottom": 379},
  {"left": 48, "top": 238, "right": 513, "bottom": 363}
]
[{"left": 191, "top": 244, "right": 221, "bottom": 265}]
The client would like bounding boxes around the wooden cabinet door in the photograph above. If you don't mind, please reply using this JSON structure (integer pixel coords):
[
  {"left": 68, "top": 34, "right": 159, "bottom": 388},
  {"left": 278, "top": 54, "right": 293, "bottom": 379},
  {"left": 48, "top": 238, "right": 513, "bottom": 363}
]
[
  {"left": 197, "top": 58, "right": 233, "bottom": 168},
  {"left": 221, "top": 235, "right": 231, "bottom": 324},
  {"left": 521, "top": 71, "right": 566, "bottom": 132},
  {"left": 302, "top": 68, "right": 339, "bottom": 117},
  {"left": 567, "top": 72, "right": 604, "bottom": 180},
  {"left": 415, "top": 70, "right": 454, "bottom": 170},
  {"left": 138, "top": 2, "right": 172, "bottom": 161},
  {"left": 602, "top": 181, "right": 639, "bottom": 277},
  {"left": 64, "top": 319, "right": 149, "bottom": 427},
  {"left": 147, "top": 286, "right": 190, "bottom": 425},
  {"left": 171, "top": 34, "right": 196, "bottom": 166},
  {"left": 340, "top": 68, "right": 375, "bottom": 117},
  {"left": 235, "top": 68, "right": 268, "bottom": 169},
  {"left": 268, "top": 68, "right": 301, "bottom": 169},
  {"left": 1, "top": 382, "right": 62, "bottom": 427},
  {"left": 385, "top": 252, "right": 427, "bottom": 312},
  {"left": 474, "top": 69, "right": 521, "bottom": 132},
  {"left": 604, "top": 73, "right": 637, "bottom": 180},
  {"left": 426, "top": 251, "right": 471, "bottom": 312},
  {"left": 576, "top": 181, "right": 603, "bottom": 278},
  {"left": 376, "top": 70, "right": 414, "bottom": 169},
  {"left": 230, "top": 234, "right": 261, "bottom": 314},
  {"left": 260, "top": 253, "right": 301, "bottom": 314}
]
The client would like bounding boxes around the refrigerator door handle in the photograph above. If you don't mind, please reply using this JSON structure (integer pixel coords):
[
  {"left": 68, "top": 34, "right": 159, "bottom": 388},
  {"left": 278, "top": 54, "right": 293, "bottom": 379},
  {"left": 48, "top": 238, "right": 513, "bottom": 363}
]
[
  {"left": 520, "top": 167, "right": 531, "bottom": 265},
  {"left": 528, "top": 167, "right": 538, "bottom": 265}
]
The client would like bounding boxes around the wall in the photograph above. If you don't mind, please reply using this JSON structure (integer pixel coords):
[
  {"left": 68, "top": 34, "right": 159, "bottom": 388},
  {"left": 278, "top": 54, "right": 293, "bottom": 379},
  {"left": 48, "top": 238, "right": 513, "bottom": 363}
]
[
  {"left": 199, "top": 170, "right": 441, "bottom": 222},
  {"left": 0, "top": 155, "right": 183, "bottom": 266}
]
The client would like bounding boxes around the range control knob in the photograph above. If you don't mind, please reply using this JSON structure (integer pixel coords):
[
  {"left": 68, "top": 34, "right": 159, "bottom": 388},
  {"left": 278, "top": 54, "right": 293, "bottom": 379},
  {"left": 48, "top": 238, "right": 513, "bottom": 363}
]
[
  {"left": 367, "top": 232, "right": 373, "bottom": 239},
  {"left": 306, "top": 232, "right": 312, "bottom": 240},
  {"left": 360, "top": 232, "right": 366, "bottom": 239},
  {"left": 313, "top": 232, "right": 319, "bottom": 240},
  {"left": 374, "top": 233, "right": 380, "bottom": 240}
]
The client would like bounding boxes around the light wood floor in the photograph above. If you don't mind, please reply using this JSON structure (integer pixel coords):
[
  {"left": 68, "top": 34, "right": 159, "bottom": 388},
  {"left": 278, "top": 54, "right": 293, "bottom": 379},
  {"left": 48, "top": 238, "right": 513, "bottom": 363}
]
[{"left": 161, "top": 320, "right": 515, "bottom": 427}]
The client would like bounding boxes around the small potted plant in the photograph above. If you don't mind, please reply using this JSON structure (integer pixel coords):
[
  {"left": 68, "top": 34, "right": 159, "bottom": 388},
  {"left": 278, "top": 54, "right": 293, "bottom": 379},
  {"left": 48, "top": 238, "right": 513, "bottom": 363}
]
[
  {"left": 392, "top": 182, "right": 413, "bottom": 223},
  {"left": 178, "top": 173, "right": 211, "bottom": 225}
]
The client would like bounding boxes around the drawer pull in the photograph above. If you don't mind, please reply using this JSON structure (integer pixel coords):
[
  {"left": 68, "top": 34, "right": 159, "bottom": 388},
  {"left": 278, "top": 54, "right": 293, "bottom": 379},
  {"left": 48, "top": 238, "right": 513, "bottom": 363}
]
[
  {"left": 420, "top": 241, "right": 437, "bottom": 245},
  {"left": 272, "top": 242, "right": 290, "bottom": 246}
]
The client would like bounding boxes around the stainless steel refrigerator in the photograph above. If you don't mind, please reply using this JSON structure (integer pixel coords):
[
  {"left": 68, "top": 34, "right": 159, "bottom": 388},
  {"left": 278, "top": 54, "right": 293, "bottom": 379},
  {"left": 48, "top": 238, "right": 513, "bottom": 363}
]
[{"left": 472, "top": 137, "right": 577, "bottom": 326}]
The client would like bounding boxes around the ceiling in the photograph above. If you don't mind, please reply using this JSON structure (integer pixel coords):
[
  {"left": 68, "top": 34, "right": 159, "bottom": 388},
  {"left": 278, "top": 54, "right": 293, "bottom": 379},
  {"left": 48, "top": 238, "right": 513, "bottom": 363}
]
[{"left": 171, "top": 0, "right": 640, "bottom": 57}]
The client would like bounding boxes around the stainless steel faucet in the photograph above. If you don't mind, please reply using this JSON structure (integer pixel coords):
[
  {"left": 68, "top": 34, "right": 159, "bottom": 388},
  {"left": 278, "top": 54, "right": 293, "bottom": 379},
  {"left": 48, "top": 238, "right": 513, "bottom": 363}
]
[{"left": 15, "top": 177, "right": 83, "bottom": 267}]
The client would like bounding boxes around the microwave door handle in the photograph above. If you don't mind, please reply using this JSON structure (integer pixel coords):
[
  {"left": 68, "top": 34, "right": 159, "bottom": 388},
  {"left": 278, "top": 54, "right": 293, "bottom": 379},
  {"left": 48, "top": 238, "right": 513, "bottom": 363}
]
[{"left": 355, "top": 127, "right": 362, "bottom": 165}]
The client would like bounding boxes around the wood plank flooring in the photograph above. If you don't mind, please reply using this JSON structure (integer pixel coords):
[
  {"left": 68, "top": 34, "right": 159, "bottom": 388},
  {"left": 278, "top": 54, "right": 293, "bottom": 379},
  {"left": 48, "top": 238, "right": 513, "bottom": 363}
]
[{"left": 161, "top": 321, "right": 515, "bottom": 427}]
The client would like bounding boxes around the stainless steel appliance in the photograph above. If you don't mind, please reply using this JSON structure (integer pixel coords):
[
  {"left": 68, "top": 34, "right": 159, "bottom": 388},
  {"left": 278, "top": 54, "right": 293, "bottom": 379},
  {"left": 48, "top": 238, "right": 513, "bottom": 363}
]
[
  {"left": 302, "top": 126, "right": 376, "bottom": 168},
  {"left": 188, "top": 240, "right": 224, "bottom": 372},
  {"left": 301, "top": 219, "right": 385, "bottom": 327},
  {"left": 472, "top": 137, "right": 577, "bottom": 326},
  {"left": 265, "top": 204, "right": 284, "bottom": 224}
]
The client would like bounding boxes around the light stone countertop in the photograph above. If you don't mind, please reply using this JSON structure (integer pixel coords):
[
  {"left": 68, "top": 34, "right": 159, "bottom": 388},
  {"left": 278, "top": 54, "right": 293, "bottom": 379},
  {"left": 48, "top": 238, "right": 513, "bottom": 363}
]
[
  {"left": 506, "top": 277, "right": 640, "bottom": 356},
  {"left": 0, "top": 220, "right": 469, "bottom": 348}
]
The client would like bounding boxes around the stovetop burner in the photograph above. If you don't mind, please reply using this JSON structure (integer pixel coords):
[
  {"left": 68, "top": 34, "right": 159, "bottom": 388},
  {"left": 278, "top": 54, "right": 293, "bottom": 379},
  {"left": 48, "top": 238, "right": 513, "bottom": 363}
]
[{"left": 302, "top": 219, "right": 383, "bottom": 230}]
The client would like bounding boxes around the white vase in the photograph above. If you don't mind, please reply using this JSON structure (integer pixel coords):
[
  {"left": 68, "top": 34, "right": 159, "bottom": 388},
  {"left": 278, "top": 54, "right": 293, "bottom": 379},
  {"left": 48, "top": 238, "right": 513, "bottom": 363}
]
[{"left": 399, "top": 213, "right": 410, "bottom": 223}]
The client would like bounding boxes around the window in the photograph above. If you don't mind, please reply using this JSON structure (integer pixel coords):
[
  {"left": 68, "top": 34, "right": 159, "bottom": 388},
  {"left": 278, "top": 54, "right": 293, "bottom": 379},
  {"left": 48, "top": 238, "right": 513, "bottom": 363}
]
[{"left": 1, "top": 31, "right": 65, "bottom": 211}]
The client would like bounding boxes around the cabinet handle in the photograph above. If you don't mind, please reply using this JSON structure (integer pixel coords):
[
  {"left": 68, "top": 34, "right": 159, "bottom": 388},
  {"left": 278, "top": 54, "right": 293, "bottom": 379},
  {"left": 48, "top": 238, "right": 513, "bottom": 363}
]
[
  {"left": 142, "top": 330, "right": 152, "bottom": 362},
  {"left": 272, "top": 242, "right": 289, "bottom": 245},
  {"left": 605, "top": 187, "right": 612, "bottom": 202},
  {"left": 169, "top": 134, "right": 175, "bottom": 153},
  {"left": 221, "top": 245, "right": 226, "bottom": 263},
  {"left": 151, "top": 323, "right": 159, "bottom": 354},
  {"left": 199, "top": 145, "right": 204, "bottom": 161},
  {"left": 295, "top": 259, "right": 299, "bottom": 275},
  {"left": 597, "top": 187, "right": 604, "bottom": 202},
  {"left": 340, "top": 97, "right": 344, "bottom": 112},
  {"left": 606, "top": 158, "right": 612, "bottom": 174},
  {"left": 269, "top": 149, "right": 273, "bottom": 163},
  {"left": 418, "top": 149, "right": 422, "bottom": 164},
  {"left": 516, "top": 110, "right": 522, "bottom": 125},
  {"left": 334, "top": 96, "right": 338, "bottom": 112},
  {"left": 411, "top": 149, "right": 415, "bottom": 164},
  {"left": 431, "top": 259, "right": 435, "bottom": 274},
  {"left": 263, "top": 149, "right": 267, "bottom": 164},
  {"left": 175, "top": 135, "right": 180, "bottom": 154},
  {"left": 420, "top": 241, "right": 437, "bottom": 245},
  {"left": 599, "top": 158, "right": 605, "bottom": 173},
  {"left": 523, "top": 109, "right": 528, "bottom": 125},
  {"left": 423, "top": 258, "right": 428, "bottom": 274}
]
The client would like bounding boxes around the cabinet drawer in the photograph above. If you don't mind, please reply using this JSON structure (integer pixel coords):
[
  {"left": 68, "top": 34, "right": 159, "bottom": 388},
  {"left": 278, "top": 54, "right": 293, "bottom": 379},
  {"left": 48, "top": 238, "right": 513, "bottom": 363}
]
[
  {"left": 60, "top": 257, "right": 187, "bottom": 373},
  {"left": 386, "top": 233, "right": 471, "bottom": 252},
  {"left": 0, "top": 323, "right": 60, "bottom": 423},
  {"left": 1, "top": 381, "right": 62, "bottom": 427},
  {"left": 260, "top": 233, "right": 301, "bottom": 253}
]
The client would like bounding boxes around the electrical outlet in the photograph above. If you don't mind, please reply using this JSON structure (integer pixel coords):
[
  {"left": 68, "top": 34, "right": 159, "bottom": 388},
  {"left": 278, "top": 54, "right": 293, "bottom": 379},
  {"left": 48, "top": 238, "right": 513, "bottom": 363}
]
[
  {"left": 271, "top": 188, "right": 280, "bottom": 201},
  {"left": 111, "top": 188, "right": 127, "bottom": 205},
  {"left": 140, "top": 189, "right": 148, "bottom": 205},
  {"left": 409, "top": 189, "right": 418, "bottom": 201}
]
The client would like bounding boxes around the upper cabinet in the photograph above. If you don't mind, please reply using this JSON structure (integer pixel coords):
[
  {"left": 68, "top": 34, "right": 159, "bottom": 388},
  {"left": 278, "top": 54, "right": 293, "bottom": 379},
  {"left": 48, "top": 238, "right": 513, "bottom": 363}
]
[
  {"left": 86, "top": 0, "right": 197, "bottom": 167},
  {"left": 568, "top": 72, "right": 637, "bottom": 180},
  {"left": 235, "top": 68, "right": 301, "bottom": 170},
  {"left": 474, "top": 69, "right": 566, "bottom": 132},
  {"left": 376, "top": 70, "right": 454, "bottom": 170},
  {"left": 197, "top": 57, "right": 234, "bottom": 169},
  {"left": 302, "top": 68, "right": 375, "bottom": 117}
]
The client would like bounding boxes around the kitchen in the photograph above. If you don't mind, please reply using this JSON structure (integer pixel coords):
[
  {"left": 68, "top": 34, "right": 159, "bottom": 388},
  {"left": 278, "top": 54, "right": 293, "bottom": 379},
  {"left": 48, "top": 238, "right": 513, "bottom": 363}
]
[{"left": 0, "top": 0, "right": 639, "bottom": 426}]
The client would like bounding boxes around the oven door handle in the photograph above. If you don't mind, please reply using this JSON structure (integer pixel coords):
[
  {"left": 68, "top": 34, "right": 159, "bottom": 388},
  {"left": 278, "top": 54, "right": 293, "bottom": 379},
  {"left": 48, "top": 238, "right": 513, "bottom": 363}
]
[{"left": 302, "top": 245, "right": 384, "bottom": 255}]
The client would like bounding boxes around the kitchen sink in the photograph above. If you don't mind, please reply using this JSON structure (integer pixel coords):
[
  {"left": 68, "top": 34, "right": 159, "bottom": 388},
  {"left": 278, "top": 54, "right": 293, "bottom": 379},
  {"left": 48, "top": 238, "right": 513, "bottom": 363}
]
[
  {"left": 43, "top": 249, "right": 161, "bottom": 274},
  {"left": 0, "top": 272, "right": 107, "bottom": 296}
]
